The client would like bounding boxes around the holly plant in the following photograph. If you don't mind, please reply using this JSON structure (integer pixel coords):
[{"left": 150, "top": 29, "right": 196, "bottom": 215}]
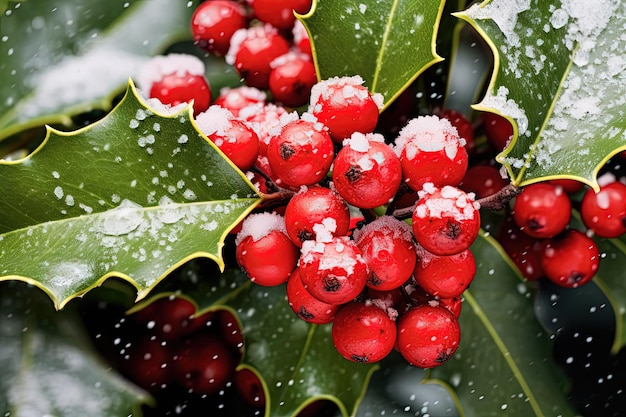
[{"left": 1, "top": 0, "right": 625, "bottom": 416}]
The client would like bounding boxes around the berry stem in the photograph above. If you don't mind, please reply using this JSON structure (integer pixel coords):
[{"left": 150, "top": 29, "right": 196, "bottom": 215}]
[
  {"left": 390, "top": 183, "right": 520, "bottom": 220},
  {"left": 258, "top": 189, "right": 295, "bottom": 209},
  {"left": 476, "top": 183, "right": 521, "bottom": 211}
]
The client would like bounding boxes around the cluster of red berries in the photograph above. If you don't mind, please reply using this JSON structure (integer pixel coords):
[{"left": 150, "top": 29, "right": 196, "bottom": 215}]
[
  {"left": 132, "top": 0, "right": 626, "bottom": 370},
  {"left": 461, "top": 111, "right": 626, "bottom": 289},
  {"left": 498, "top": 174, "right": 626, "bottom": 288},
  {"left": 81, "top": 293, "right": 265, "bottom": 415}
]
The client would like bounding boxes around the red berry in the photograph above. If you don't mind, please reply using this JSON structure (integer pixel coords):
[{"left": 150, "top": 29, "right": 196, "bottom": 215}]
[
  {"left": 173, "top": 333, "right": 236, "bottom": 395},
  {"left": 404, "top": 284, "right": 463, "bottom": 318},
  {"left": 412, "top": 184, "right": 481, "bottom": 256},
  {"left": 541, "top": 229, "right": 599, "bottom": 288},
  {"left": 299, "top": 236, "right": 369, "bottom": 305},
  {"left": 214, "top": 86, "right": 267, "bottom": 117},
  {"left": 233, "top": 368, "right": 266, "bottom": 408},
  {"left": 240, "top": 102, "right": 292, "bottom": 156},
  {"left": 396, "top": 304, "right": 461, "bottom": 368},
  {"left": 548, "top": 178, "right": 585, "bottom": 194},
  {"left": 481, "top": 111, "right": 513, "bottom": 151},
  {"left": 266, "top": 116, "right": 334, "bottom": 187},
  {"left": 353, "top": 216, "right": 417, "bottom": 291},
  {"left": 252, "top": 0, "right": 312, "bottom": 30},
  {"left": 287, "top": 267, "right": 340, "bottom": 324},
  {"left": 498, "top": 214, "right": 546, "bottom": 281},
  {"left": 332, "top": 132, "right": 403, "bottom": 209},
  {"left": 235, "top": 212, "right": 300, "bottom": 286},
  {"left": 309, "top": 75, "right": 383, "bottom": 143},
  {"left": 394, "top": 115, "right": 468, "bottom": 191},
  {"left": 121, "top": 336, "right": 174, "bottom": 392},
  {"left": 196, "top": 106, "right": 260, "bottom": 171},
  {"left": 284, "top": 185, "right": 351, "bottom": 247},
  {"left": 191, "top": 0, "right": 248, "bottom": 56},
  {"left": 459, "top": 164, "right": 508, "bottom": 199},
  {"left": 580, "top": 181, "right": 626, "bottom": 238},
  {"left": 130, "top": 295, "right": 197, "bottom": 341},
  {"left": 512, "top": 182, "right": 571, "bottom": 239},
  {"left": 331, "top": 301, "right": 397, "bottom": 363},
  {"left": 227, "top": 25, "right": 291, "bottom": 90},
  {"left": 269, "top": 52, "right": 317, "bottom": 108},
  {"left": 138, "top": 54, "right": 212, "bottom": 116},
  {"left": 413, "top": 246, "right": 476, "bottom": 299}
]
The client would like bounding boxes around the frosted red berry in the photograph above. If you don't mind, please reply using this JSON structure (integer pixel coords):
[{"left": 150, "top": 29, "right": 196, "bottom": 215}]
[
  {"left": 309, "top": 75, "right": 383, "bottom": 143},
  {"left": 235, "top": 212, "right": 299, "bottom": 286},
  {"left": 191, "top": 0, "right": 248, "bottom": 56},
  {"left": 413, "top": 246, "right": 476, "bottom": 299},
  {"left": 284, "top": 185, "right": 351, "bottom": 247},
  {"left": 580, "top": 181, "right": 626, "bottom": 238},
  {"left": 298, "top": 236, "right": 369, "bottom": 305},
  {"left": 266, "top": 116, "right": 334, "bottom": 187},
  {"left": 138, "top": 54, "right": 211, "bottom": 116},
  {"left": 412, "top": 184, "right": 481, "bottom": 256},
  {"left": 512, "top": 182, "right": 571, "bottom": 239},
  {"left": 331, "top": 301, "right": 397, "bottom": 363},
  {"left": 397, "top": 304, "right": 461, "bottom": 368},
  {"left": 196, "top": 106, "right": 260, "bottom": 171},
  {"left": 213, "top": 86, "right": 267, "bottom": 117},
  {"left": 227, "top": 25, "right": 291, "bottom": 90},
  {"left": 394, "top": 115, "right": 468, "bottom": 191},
  {"left": 269, "top": 52, "right": 317, "bottom": 108},
  {"left": 441, "top": 109, "right": 475, "bottom": 153},
  {"left": 353, "top": 216, "right": 417, "bottom": 291},
  {"left": 287, "top": 267, "right": 340, "bottom": 324},
  {"left": 332, "top": 132, "right": 403, "bottom": 209},
  {"left": 541, "top": 229, "right": 599, "bottom": 288}
]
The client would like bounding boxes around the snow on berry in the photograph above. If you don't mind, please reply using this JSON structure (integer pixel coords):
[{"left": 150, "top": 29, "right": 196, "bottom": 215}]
[
  {"left": 394, "top": 115, "right": 469, "bottom": 190},
  {"left": 137, "top": 53, "right": 206, "bottom": 92},
  {"left": 309, "top": 75, "right": 384, "bottom": 142},
  {"left": 412, "top": 184, "right": 481, "bottom": 256},
  {"left": 235, "top": 212, "right": 288, "bottom": 245}
]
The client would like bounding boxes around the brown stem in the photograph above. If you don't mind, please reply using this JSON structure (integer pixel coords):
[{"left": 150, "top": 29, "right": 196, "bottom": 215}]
[
  {"left": 258, "top": 189, "right": 295, "bottom": 209},
  {"left": 475, "top": 183, "right": 521, "bottom": 211},
  {"left": 390, "top": 183, "right": 521, "bottom": 220}
]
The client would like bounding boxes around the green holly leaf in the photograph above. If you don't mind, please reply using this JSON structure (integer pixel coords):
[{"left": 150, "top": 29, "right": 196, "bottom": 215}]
[
  {"left": 0, "top": 0, "right": 200, "bottom": 143},
  {"left": 299, "top": 0, "right": 446, "bottom": 110},
  {"left": 166, "top": 265, "right": 378, "bottom": 417},
  {"left": 0, "top": 81, "right": 260, "bottom": 309},
  {"left": 0, "top": 280, "right": 149, "bottom": 416},
  {"left": 429, "top": 232, "right": 579, "bottom": 416},
  {"left": 457, "top": 0, "right": 626, "bottom": 190}
]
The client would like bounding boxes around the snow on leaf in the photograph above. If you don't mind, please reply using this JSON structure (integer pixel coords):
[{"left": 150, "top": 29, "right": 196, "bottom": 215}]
[
  {"left": 0, "top": 0, "right": 201, "bottom": 142},
  {"left": 457, "top": 0, "right": 626, "bottom": 191},
  {"left": 299, "top": 0, "right": 446, "bottom": 110},
  {"left": 0, "top": 81, "right": 260, "bottom": 309}
]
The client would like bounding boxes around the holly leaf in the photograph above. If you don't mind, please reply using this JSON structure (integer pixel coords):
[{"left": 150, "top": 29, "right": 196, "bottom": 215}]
[
  {"left": 299, "top": 0, "right": 446, "bottom": 110},
  {"left": 0, "top": 81, "right": 260, "bottom": 309},
  {"left": 457, "top": 0, "right": 626, "bottom": 190},
  {"left": 429, "top": 232, "right": 579, "bottom": 416},
  {"left": 169, "top": 265, "right": 378, "bottom": 417},
  {"left": 0, "top": 280, "right": 149, "bottom": 416},
  {"left": 0, "top": 0, "right": 200, "bottom": 142}
]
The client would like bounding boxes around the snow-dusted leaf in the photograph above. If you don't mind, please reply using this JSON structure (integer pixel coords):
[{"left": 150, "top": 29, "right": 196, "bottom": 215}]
[
  {"left": 430, "top": 232, "right": 579, "bottom": 416},
  {"left": 0, "top": 0, "right": 200, "bottom": 142},
  {"left": 299, "top": 0, "right": 445, "bottom": 110},
  {"left": 0, "top": 81, "right": 260, "bottom": 309},
  {"left": 0, "top": 280, "right": 149, "bottom": 416},
  {"left": 458, "top": 0, "right": 626, "bottom": 190}
]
